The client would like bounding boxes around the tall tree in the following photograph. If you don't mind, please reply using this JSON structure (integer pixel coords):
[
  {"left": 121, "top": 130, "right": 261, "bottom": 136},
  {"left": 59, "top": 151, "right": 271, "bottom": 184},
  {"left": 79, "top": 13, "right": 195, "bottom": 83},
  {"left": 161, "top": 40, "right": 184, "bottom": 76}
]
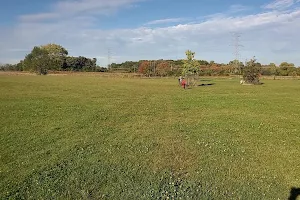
[
  {"left": 156, "top": 61, "right": 170, "bottom": 77},
  {"left": 23, "top": 46, "right": 51, "bottom": 75},
  {"left": 182, "top": 50, "right": 200, "bottom": 86},
  {"left": 269, "top": 63, "right": 278, "bottom": 80},
  {"left": 182, "top": 50, "right": 199, "bottom": 76},
  {"left": 138, "top": 61, "right": 151, "bottom": 76},
  {"left": 279, "top": 62, "right": 296, "bottom": 76},
  {"left": 41, "top": 43, "right": 68, "bottom": 70}
]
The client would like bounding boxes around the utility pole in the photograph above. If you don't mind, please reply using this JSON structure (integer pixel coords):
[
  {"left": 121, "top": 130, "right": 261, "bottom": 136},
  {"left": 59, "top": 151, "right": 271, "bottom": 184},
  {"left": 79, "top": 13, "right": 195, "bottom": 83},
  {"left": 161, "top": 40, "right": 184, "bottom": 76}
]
[
  {"left": 150, "top": 60, "right": 156, "bottom": 76},
  {"left": 107, "top": 48, "right": 111, "bottom": 71},
  {"left": 231, "top": 32, "right": 243, "bottom": 76},
  {"left": 153, "top": 60, "right": 156, "bottom": 76}
]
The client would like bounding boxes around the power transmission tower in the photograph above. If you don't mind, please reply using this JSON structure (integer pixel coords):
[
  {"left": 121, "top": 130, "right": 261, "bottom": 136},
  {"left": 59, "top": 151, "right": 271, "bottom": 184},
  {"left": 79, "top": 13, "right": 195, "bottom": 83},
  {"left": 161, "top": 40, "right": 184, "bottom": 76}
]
[{"left": 231, "top": 32, "right": 244, "bottom": 75}]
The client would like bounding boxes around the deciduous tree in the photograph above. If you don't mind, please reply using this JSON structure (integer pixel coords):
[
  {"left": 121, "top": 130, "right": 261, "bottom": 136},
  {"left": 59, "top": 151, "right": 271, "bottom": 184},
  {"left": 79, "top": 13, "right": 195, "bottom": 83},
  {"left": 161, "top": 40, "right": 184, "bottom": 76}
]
[
  {"left": 138, "top": 61, "right": 151, "bottom": 76},
  {"left": 269, "top": 63, "right": 278, "bottom": 80},
  {"left": 23, "top": 46, "right": 51, "bottom": 75},
  {"left": 182, "top": 50, "right": 200, "bottom": 86},
  {"left": 156, "top": 61, "right": 170, "bottom": 77},
  {"left": 41, "top": 43, "right": 68, "bottom": 70}
]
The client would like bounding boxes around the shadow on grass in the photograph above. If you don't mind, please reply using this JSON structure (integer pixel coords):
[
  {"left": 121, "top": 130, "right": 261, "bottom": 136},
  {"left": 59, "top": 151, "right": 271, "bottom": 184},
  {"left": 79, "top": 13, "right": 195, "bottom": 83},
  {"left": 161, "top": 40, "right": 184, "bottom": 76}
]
[
  {"left": 198, "top": 83, "right": 215, "bottom": 87},
  {"left": 288, "top": 187, "right": 300, "bottom": 200}
]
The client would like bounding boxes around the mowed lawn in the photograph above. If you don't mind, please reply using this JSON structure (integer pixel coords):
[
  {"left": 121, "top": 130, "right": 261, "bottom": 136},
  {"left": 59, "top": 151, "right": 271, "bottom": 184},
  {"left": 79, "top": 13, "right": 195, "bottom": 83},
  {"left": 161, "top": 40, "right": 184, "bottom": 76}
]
[{"left": 0, "top": 74, "right": 299, "bottom": 199}]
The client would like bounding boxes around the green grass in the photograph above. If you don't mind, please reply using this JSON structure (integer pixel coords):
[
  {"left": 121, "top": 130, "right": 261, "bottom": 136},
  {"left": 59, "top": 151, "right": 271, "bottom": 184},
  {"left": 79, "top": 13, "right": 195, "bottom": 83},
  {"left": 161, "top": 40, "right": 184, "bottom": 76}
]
[{"left": 0, "top": 74, "right": 300, "bottom": 199}]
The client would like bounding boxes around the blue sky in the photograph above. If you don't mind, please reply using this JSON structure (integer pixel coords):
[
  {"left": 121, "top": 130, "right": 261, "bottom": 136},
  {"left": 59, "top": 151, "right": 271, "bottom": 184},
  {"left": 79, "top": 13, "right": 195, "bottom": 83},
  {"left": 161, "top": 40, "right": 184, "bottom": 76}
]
[{"left": 1, "top": 0, "right": 300, "bottom": 66}]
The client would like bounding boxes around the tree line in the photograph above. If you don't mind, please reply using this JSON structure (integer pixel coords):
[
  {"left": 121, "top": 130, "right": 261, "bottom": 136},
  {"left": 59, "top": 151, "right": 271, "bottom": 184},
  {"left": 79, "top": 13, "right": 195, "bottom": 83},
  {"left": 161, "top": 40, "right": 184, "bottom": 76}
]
[
  {"left": 0, "top": 44, "right": 107, "bottom": 74},
  {"left": 1, "top": 43, "right": 299, "bottom": 77},
  {"left": 110, "top": 58, "right": 299, "bottom": 77},
  {"left": 129, "top": 60, "right": 299, "bottom": 77}
]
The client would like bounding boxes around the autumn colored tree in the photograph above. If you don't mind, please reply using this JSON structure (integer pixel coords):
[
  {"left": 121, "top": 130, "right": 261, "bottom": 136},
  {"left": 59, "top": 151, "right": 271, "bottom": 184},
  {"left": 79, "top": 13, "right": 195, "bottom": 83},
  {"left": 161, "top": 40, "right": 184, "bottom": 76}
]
[
  {"left": 156, "top": 61, "right": 170, "bottom": 77},
  {"left": 138, "top": 61, "right": 151, "bottom": 76}
]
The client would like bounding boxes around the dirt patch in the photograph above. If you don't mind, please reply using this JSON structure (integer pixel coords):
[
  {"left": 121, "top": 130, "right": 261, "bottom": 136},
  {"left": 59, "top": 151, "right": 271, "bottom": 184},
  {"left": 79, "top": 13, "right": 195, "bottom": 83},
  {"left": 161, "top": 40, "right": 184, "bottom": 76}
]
[{"left": 0, "top": 71, "right": 36, "bottom": 76}]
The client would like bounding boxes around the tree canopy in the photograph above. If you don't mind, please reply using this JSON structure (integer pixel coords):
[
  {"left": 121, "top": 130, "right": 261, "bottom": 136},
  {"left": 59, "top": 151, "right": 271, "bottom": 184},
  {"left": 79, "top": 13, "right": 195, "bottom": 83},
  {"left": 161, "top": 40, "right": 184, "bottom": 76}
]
[
  {"left": 23, "top": 46, "right": 51, "bottom": 74},
  {"left": 11, "top": 44, "right": 98, "bottom": 74},
  {"left": 182, "top": 50, "right": 199, "bottom": 76},
  {"left": 41, "top": 44, "right": 68, "bottom": 57}
]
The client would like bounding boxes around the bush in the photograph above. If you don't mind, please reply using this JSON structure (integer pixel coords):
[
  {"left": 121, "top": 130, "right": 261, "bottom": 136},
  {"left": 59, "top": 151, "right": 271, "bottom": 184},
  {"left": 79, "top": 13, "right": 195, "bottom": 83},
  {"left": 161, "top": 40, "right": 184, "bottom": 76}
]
[
  {"left": 291, "top": 71, "right": 297, "bottom": 77},
  {"left": 36, "top": 67, "right": 48, "bottom": 75}
]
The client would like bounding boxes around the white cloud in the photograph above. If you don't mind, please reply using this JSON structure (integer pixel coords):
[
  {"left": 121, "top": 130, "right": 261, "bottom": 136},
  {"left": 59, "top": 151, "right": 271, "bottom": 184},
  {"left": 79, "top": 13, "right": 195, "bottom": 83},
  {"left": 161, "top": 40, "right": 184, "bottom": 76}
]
[
  {"left": 229, "top": 4, "right": 250, "bottom": 13},
  {"left": 262, "top": 0, "right": 294, "bottom": 10},
  {"left": 19, "top": 0, "right": 144, "bottom": 22},
  {"left": 195, "top": 5, "right": 251, "bottom": 23},
  {"left": 1, "top": 1, "right": 300, "bottom": 66},
  {"left": 20, "top": 13, "right": 60, "bottom": 22},
  {"left": 145, "top": 18, "right": 188, "bottom": 25}
]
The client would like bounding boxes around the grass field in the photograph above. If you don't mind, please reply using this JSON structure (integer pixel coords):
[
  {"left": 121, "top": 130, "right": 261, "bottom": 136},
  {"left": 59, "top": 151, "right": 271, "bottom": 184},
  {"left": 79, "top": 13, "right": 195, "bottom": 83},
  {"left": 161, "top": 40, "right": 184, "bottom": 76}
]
[{"left": 1, "top": 74, "right": 300, "bottom": 199}]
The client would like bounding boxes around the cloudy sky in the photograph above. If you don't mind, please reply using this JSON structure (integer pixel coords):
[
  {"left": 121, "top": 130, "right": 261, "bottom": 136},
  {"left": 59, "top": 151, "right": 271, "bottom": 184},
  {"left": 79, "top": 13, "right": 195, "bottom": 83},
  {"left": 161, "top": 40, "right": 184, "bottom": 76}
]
[{"left": 1, "top": 0, "right": 300, "bottom": 66}]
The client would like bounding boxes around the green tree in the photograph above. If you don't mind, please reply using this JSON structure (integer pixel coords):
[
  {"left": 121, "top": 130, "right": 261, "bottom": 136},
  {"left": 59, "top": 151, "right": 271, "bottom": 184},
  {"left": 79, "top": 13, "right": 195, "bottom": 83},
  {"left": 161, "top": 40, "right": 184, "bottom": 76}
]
[
  {"left": 279, "top": 62, "right": 294, "bottom": 68},
  {"left": 229, "top": 60, "right": 244, "bottom": 74},
  {"left": 198, "top": 60, "right": 209, "bottom": 66},
  {"left": 23, "top": 46, "right": 51, "bottom": 75},
  {"left": 242, "top": 57, "right": 262, "bottom": 85},
  {"left": 41, "top": 43, "right": 68, "bottom": 56},
  {"left": 182, "top": 50, "right": 200, "bottom": 86},
  {"left": 62, "top": 56, "right": 96, "bottom": 72},
  {"left": 278, "top": 62, "right": 295, "bottom": 76},
  {"left": 269, "top": 63, "right": 278, "bottom": 80},
  {"left": 41, "top": 43, "right": 68, "bottom": 70},
  {"left": 291, "top": 71, "right": 297, "bottom": 78}
]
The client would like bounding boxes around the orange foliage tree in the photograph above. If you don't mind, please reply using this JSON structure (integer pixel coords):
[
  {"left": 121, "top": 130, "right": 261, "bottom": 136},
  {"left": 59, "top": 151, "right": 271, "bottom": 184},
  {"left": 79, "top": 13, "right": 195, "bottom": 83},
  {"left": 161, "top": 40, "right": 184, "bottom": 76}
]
[
  {"left": 156, "top": 61, "right": 171, "bottom": 77},
  {"left": 138, "top": 61, "right": 151, "bottom": 76}
]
